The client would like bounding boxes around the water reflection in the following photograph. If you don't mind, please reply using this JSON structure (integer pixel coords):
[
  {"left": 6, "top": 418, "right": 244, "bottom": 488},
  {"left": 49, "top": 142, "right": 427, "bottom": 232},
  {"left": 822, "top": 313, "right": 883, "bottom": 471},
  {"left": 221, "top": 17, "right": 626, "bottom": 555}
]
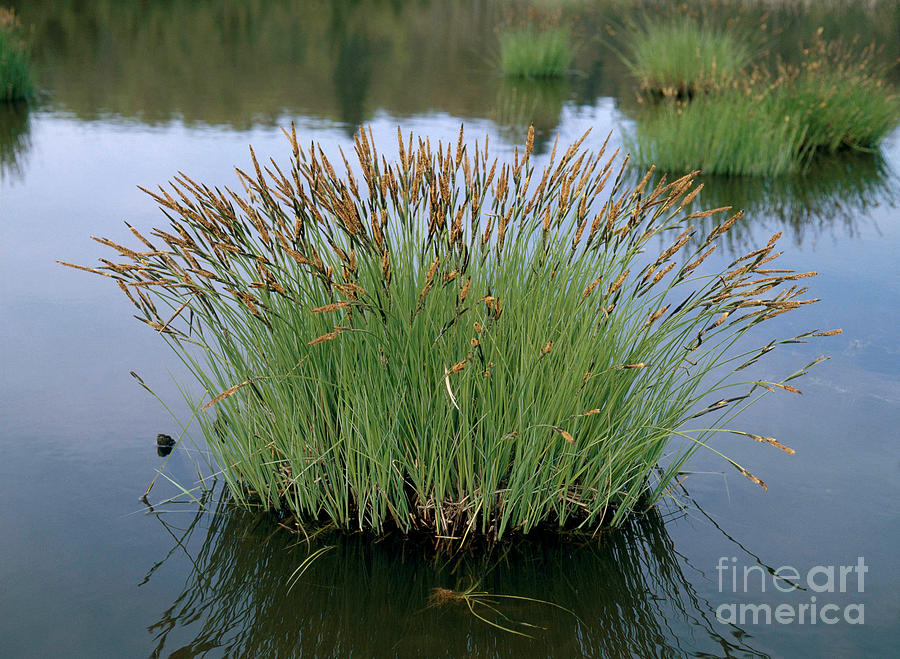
[
  {"left": 688, "top": 154, "right": 897, "bottom": 255},
  {"left": 623, "top": 151, "right": 897, "bottom": 259},
  {"left": 11, "top": 0, "right": 505, "bottom": 129},
  {"left": 144, "top": 498, "right": 765, "bottom": 657},
  {"left": 0, "top": 104, "right": 30, "bottom": 180},
  {"left": 332, "top": 30, "right": 380, "bottom": 135},
  {"left": 11, "top": 0, "right": 900, "bottom": 139},
  {"left": 491, "top": 78, "right": 570, "bottom": 153}
]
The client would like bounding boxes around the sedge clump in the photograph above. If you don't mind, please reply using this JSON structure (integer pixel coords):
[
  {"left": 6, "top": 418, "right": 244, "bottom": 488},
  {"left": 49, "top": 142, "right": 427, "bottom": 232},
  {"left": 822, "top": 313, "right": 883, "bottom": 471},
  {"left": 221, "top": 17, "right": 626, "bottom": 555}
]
[{"left": 63, "top": 124, "right": 839, "bottom": 543}]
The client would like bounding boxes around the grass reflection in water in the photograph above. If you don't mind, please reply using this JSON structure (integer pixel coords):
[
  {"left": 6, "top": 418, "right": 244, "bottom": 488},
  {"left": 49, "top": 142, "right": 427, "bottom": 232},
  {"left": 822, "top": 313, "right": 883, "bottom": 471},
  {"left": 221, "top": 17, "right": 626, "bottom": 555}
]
[{"left": 143, "top": 492, "right": 768, "bottom": 657}]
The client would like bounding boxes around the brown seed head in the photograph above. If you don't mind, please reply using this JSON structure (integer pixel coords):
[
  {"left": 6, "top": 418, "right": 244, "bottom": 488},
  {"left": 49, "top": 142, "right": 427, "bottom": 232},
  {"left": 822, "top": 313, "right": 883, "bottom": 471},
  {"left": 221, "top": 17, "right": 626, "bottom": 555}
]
[
  {"left": 553, "top": 427, "right": 575, "bottom": 444},
  {"left": 644, "top": 305, "right": 669, "bottom": 327},
  {"left": 606, "top": 269, "right": 630, "bottom": 297},
  {"left": 425, "top": 258, "right": 441, "bottom": 284},
  {"left": 311, "top": 301, "right": 351, "bottom": 314},
  {"left": 583, "top": 274, "right": 603, "bottom": 299},
  {"left": 308, "top": 328, "right": 343, "bottom": 346},
  {"left": 525, "top": 124, "right": 535, "bottom": 160},
  {"left": 449, "top": 359, "right": 468, "bottom": 374},
  {"left": 459, "top": 278, "right": 471, "bottom": 302}
]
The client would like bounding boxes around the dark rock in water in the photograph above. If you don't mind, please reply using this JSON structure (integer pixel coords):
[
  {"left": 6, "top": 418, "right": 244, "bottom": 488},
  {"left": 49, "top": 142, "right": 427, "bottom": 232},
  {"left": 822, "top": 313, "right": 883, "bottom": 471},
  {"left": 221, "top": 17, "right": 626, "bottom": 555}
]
[{"left": 156, "top": 433, "right": 175, "bottom": 456}]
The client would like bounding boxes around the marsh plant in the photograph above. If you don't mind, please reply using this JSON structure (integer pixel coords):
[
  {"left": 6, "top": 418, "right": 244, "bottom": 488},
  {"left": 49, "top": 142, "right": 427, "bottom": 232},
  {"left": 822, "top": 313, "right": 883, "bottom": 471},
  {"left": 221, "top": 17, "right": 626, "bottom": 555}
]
[
  {"left": 64, "top": 126, "right": 838, "bottom": 542},
  {"left": 0, "top": 8, "right": 33, "bottom": 104},
  {"left": 497, "top": 1, "right": 575, "bottom": 80},
  {"left": 620, "top": 15, "right": 755, "bottom": 98},
  {"left": 625, "top": 23, "right": 900, "bottom": 176},
  {"left": 499, "top": 27, "right": 574, "bottom": 79}
]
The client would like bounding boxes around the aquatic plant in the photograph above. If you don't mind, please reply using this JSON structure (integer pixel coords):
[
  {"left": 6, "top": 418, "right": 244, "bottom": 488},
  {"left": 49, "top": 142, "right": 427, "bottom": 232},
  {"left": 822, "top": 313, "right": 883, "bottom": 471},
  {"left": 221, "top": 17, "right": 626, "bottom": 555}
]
[
  {"left": 784, "top": 35, "right": 900, "bottom": 152},
  {"left": 500, "top": 27, "right": 574, "bottom": 78},
  {"left": 621, "top": 16, "right": 754, "bottom": 97},
  {"left": 63, "top": 126, "right": 837, "bottom": 542},
  {"left": 627, "top": 91, "right": 809, "bottom": 177},
  {"left": 627, "top": 34, "right": 900, "bottom": 176},
  {"left": 0, "top": 8, "right": 33, "bottom": 104}
]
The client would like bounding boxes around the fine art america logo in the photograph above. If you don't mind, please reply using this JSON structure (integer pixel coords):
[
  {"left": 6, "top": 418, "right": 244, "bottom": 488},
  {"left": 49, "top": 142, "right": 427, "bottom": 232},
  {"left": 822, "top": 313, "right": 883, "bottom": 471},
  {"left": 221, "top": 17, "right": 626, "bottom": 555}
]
[{"left": 715, "top": 556, "right": 867, "bottom": 625}]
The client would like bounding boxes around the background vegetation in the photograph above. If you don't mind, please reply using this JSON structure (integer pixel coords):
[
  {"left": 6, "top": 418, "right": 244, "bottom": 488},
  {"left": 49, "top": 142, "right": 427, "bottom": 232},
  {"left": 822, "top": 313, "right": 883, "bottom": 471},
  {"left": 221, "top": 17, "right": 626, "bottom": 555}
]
[
  {"left": 624, "top": 18, "right": 900, "bottom": 175},
  {"left": 0, "top": 8, "right": 33, "bottom": 103},
  {"left": 500, "top": 27, "right": 574, "bottom": 78}
]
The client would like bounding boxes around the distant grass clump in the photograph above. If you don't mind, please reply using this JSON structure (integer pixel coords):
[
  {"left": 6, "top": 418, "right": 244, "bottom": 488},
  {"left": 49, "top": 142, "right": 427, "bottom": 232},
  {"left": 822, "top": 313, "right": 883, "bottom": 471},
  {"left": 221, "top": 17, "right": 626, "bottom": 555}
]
[
  {"left": 500, "top": 27, "right": 573, "bottom": 78},
  {"left": 65, "top": 126, "right": 837, "bottom": 543},
  {"left": 627, "top": 90, "right": 809, "bottom": 177},
  {"left": 0, "top": 8, "right": 34, "bottom": 103},
  {"left": 623, "top": 16, "right": 754, "bottom": 97},
  {"left": 787, "top": 37, "right": 900, "bottom": 152},
  {"left": 627, "top": 28, "right": 900, "bottom": 176}
]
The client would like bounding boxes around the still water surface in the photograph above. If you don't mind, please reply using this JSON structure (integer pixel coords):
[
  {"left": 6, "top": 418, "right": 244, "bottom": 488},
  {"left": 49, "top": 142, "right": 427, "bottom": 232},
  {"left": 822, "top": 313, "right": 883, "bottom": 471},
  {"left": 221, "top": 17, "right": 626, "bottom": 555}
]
[{"left": 1, "top": 1, "right": 898, "bottom": 656}]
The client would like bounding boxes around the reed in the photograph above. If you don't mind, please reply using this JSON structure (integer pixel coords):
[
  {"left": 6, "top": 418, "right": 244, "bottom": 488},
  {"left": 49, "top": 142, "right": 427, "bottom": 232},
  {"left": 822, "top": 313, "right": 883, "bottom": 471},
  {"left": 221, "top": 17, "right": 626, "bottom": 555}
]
[
  {"left": 621, "top": 15, "right": 754, "bottom": 97},
  {"left": 628, "top": 34, "right": 900, "bottom": 176},
  {"left": 627, "top": 90, "right": 809, "bottom": 177},
  {"left": 64, "top": 125, "right": 837, "bottom": 542},
  {"left": 0, "top": 8, "right": 33, "bottom": 104},
  {"left": 783, "top": 35, "right": 900, "bottom": 152},
  {"left": 500, "top": 27, "right": 574, "bottom": 78}
]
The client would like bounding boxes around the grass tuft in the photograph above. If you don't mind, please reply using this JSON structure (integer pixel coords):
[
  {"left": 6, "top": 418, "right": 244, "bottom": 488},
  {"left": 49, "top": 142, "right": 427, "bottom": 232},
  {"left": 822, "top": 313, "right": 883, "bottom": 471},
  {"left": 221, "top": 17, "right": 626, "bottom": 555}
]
[
  {"left": 786, "top": 37, "right": 900, "bottom": 151},
  {"left": 0, "top": 8, "right": 34, "bottom": 104},
  {"left": 627, "top": 30, "right": 900, "bottom": 176},
  {"left": 500, "top": 27, "right": 574, "bottom": 78},
  {"left": 66, "top": 125, "right": 836, "bottom": 543},
  {"left": 627, "top": 91, "right": 809, "bottom": 177},
  {"left": 622, "top": 16, "right": 754, "bottom": 97}
]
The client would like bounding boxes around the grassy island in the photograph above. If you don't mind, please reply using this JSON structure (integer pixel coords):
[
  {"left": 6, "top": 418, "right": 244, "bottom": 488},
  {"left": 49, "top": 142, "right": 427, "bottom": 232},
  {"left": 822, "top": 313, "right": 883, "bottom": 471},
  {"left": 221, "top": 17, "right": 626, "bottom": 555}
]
[
  {"left": 624, "top": 20, "right": 900, "bottom": 176},
  {"left": 64, "top": 126, "right": 837, "bottom": 543},
  {"left": 500, "top": 27, "right": 574, "bottom": 79}
]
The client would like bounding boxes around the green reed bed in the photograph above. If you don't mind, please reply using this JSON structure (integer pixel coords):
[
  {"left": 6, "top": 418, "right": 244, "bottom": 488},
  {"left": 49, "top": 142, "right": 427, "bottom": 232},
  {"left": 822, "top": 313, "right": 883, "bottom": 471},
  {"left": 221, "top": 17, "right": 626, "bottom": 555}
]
[
  {"left": 626, "top": 26, "right": 900, "bottom": 176},
  {"left": 500, "top": 27, "right": 574, "bottom": 78},
  {"left": 627, "top": 90, "right": 810, "bottom": 177},
  {"left": 786, "top": 38, "right": 900, "bottom": 152},
  {"left": 0, "top": 8, "right": 33, "bottom": 104},
  {"left": 64, "top": 126, "right": 837, "bottom": 542},
  {"left": 621, "top": 16, "right": 754, "bottom": 98}
]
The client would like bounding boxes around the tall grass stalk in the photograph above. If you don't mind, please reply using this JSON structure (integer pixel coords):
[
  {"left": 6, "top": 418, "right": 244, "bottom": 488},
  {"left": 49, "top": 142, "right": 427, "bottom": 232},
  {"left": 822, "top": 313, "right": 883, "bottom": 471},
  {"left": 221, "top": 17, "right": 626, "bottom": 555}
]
[
  {"left": 500, "top": 27, "right": 573, "bottom": 78},
  {"left": 64, "top": 126, "right": 837, "bottom": 542},
  {"left": 0, "top": 8, "right": 34, "bottom": 103}
]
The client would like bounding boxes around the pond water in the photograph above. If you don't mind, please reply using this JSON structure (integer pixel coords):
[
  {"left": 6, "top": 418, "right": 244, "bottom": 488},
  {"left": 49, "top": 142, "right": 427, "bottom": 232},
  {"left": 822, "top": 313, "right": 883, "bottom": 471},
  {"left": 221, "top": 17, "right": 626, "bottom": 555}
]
[{"left": 1, "top": 1, "right": 898, "bottom": 656}]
